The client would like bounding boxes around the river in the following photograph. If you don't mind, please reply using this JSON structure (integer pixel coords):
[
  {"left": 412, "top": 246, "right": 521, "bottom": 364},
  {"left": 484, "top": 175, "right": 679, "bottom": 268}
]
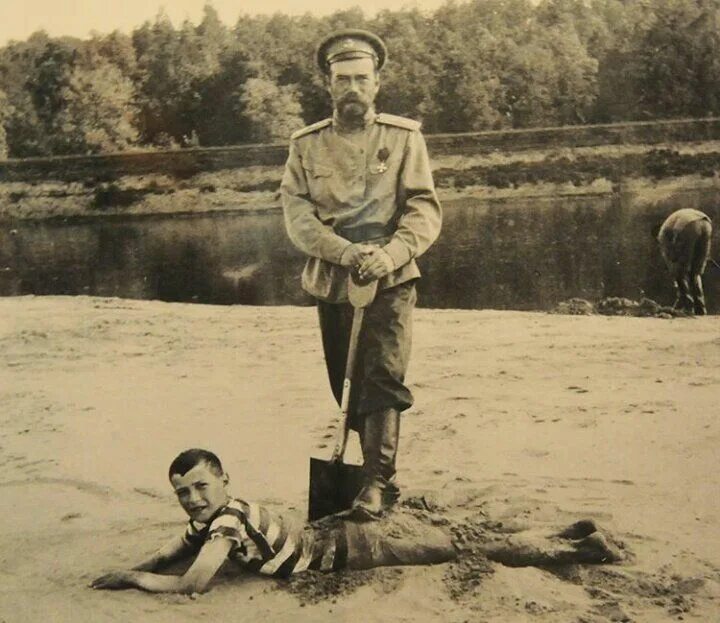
[{"left": 2, "top": 188, "right": 718, "bottom": 312}]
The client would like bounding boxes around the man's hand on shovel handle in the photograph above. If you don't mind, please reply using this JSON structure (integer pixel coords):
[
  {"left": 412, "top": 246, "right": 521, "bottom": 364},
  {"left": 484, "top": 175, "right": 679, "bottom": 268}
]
[
  {"left": 357, "top": 247, "right": 395, "bottom": 281},
  {"left": 340, "top": 243, "right": 375, "bottom": 269}
]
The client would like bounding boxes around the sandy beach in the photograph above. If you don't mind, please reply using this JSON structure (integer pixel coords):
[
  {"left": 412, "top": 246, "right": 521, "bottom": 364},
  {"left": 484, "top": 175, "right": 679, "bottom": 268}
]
[{"left": 1, "top": 295, "right": 719, "bottom": 622}]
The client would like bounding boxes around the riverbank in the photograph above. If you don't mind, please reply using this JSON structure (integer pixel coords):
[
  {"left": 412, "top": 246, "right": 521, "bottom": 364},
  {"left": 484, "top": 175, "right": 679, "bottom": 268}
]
[
  {"left": 1, "top": 295, "right": 718, "bottom": 622},
  {"left": 2, "top": 134, "right": 720, "bottom": 222}
]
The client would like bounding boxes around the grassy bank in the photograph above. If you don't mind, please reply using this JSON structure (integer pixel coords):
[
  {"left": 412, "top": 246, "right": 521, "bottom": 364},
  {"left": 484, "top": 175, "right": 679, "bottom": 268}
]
[{"left": 2, "top": 119, "right": 720, "bottom": 222}]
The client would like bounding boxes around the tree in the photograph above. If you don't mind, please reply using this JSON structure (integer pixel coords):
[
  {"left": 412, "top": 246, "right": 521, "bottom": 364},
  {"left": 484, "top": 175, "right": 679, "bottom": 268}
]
[
  {"left": 0, "top": 32, "right": 55, "bottom": 156},
  {"left": 14, "top": 36, "right": 80, "bottom": 154},
  {"left": 192, "top": 45, "right": 254, "bottom": 145},
  {"left": 132, "top": 6, "right": 241, "bottom": 146},
  {"left": 0, "top": 89, "right": 11, "bottom": 158},
  {"left": 132, "top": 12, "right": 196, "bottom": 144},
  {"left": 370, "top": 9, "right": 443, "bottom": 125},
  {"left": 53, "top": 62, "right": 139, "bottom": 153},
  {"left": 237, "top": 77, "right": 304, "bottom": 142},
  {"left": 233, "top": 12, "right": 326, "bottom": 123},
  {"left": 631, "top": 0, "right": 720, "bottom": 118}
]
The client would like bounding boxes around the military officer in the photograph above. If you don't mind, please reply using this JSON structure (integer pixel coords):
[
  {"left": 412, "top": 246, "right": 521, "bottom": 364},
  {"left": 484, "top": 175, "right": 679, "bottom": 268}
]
[
  {"left": 656, "top": 208, "right": 712, "bottom": 315},
  {"left": 280, "top": 29, "right": 442, "bottom": 520}
]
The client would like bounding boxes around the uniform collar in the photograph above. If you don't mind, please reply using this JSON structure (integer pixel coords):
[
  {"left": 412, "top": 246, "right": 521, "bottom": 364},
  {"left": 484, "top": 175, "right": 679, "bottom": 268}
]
[{"left": 332, "top": 107, "right": 377, "bottom": 133}]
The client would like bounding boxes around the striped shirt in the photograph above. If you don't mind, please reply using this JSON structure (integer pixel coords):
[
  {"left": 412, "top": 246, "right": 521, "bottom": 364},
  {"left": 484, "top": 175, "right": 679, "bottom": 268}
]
[{"left": 182, "top": 498, "right": 347, "bottom": 578}]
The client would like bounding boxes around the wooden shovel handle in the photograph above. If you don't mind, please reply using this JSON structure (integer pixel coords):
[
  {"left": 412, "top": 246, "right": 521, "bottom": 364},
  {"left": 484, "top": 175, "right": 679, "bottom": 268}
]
[
  {"left": 329, "top": 275, "right": 378, "bottom": 462},
  {"left": 330, "top": 306, "right": 365, "bottom": 461}
]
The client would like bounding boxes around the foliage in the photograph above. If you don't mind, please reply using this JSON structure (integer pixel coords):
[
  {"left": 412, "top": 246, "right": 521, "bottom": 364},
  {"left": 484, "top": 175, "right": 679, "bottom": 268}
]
[
  {"left": 237, "top": 78, "right": 304, "bottom": 142},
  {"left": 53, "top": 63, "right": 138, "bottom": 153},
  {"left": 1, "top": 0, "right": 720, "bottom": 156},
  {"left": 0, "top": 88, "right": 10, "bottom": 158}
]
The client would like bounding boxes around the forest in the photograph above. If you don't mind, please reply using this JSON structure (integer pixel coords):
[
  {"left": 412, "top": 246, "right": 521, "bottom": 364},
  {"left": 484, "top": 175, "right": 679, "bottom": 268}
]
[{"left": 1, "top": 0, "right": 720, "bottom": 159}]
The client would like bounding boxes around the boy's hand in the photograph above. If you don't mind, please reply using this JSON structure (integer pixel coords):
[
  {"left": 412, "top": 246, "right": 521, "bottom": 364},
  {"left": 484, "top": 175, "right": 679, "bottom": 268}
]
[{"left": 90, "top": 570, "right": 136, "bottom": 590}]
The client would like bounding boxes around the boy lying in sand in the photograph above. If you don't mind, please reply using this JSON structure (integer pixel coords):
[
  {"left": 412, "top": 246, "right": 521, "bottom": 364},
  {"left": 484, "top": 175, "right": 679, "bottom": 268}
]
[
  {"left": 90, "top": 448, "right": 455, "bottom": 594},
  {"left": 90, "top": 448, "right": 623, "bottom": 595}
]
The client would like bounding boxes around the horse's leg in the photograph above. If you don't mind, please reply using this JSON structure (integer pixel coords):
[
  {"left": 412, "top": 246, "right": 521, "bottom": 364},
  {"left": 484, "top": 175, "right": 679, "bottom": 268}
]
[
  {"left": 688, "top": 220, "right": 712, "bottom": 315},
  {"left": 673, "top": 271, "right": 693, "bottom": 312},
  {"left": 669, "top": 234, "right": 694, "bottom": 312}
]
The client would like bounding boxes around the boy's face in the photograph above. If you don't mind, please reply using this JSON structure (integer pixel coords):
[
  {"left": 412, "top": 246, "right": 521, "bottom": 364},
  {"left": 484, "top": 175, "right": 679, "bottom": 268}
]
[{"left": 170, "top": 461, "right": 229, "bottom": 523}]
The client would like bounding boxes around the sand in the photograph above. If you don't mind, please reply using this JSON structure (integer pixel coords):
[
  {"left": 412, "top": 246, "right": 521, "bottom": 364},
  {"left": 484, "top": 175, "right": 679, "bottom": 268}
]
[{"left": 1, "top": 295, "right": 719, "bottom": 622}]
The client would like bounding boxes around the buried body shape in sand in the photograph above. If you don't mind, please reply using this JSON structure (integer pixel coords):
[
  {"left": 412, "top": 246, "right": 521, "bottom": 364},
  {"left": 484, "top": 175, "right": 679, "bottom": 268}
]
[{"left": 90, "top": 449, "right": 623, "bottom": 596}]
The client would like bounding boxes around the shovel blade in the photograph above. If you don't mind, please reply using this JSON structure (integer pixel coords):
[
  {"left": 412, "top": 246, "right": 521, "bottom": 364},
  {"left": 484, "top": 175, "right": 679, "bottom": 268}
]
[{"left": 308, "top": 457, "right": 365, "bottom": 522}]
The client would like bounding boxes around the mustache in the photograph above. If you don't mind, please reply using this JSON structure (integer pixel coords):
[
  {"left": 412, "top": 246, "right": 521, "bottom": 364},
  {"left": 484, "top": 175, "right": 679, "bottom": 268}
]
[{"left": 338, "top": 94, "right": 364, "bottom": 105}]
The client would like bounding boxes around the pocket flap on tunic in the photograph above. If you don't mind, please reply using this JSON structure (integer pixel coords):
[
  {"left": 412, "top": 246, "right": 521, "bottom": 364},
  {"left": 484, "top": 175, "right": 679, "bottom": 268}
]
[{"left": 303, "top": 161, "right": 333, "bottom": 178}]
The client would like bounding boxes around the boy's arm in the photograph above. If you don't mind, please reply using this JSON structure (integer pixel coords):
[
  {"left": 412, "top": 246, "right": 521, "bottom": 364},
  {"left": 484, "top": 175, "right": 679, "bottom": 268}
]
[
  {"left": 131, "top": 535, "right": 193, "bottom": 572},
  {"left": 91, "top": 536, "right": 233, "bottom": 594}
]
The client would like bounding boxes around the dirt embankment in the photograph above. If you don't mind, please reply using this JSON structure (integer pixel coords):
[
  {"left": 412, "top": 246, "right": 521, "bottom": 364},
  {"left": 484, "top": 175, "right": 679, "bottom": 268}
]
[{"left": 3, "top": 118, "right": 720, "bottom": 222}]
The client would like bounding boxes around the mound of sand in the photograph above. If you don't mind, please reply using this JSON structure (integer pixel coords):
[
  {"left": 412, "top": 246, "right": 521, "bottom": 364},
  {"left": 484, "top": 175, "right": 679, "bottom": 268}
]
[{"left": 553, "top": 296, "right": 686, "bottom": 318}]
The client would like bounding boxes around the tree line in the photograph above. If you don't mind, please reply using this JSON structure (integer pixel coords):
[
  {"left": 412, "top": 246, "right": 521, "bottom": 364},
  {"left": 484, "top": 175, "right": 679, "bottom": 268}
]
[{"left": 2, "top": 0, "right": 720, "bottom": 159}]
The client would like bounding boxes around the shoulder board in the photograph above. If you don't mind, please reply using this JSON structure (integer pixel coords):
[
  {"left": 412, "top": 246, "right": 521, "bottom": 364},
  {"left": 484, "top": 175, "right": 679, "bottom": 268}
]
[
  {"left": 291, "top": 118, "right": 332, "bottom": 140},
  {"left": 376, "top": 113, "right": 421, "bottom": 131}
]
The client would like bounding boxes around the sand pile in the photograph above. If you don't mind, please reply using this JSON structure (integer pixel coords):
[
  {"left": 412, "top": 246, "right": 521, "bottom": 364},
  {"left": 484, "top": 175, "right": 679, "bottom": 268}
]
[{"left": 553, "top": 297, "right": 686, "bottom": 318}]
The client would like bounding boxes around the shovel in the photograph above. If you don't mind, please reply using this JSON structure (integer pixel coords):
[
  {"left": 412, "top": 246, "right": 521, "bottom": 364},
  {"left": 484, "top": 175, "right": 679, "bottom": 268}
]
[{"left": 308, "top": 274, "right": 379, "bottom": 521}]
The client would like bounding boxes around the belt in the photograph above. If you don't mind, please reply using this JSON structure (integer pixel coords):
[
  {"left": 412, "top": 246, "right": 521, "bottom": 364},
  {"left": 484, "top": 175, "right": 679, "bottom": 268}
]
[{"left": 339, "top": 224, "right": 394, "bottom": 244}]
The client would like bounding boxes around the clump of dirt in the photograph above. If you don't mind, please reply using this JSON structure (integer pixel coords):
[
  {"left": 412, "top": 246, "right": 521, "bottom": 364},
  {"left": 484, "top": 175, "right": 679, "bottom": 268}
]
[
  {"left": 552, "top": 297, "right": 687, "bottom": 318},
  {"left": 553, "top": 298, "right": 596, "bottom": 315},
  {"left": 443, "top": 547, "right": 495, "bottom": 601},
  {"left": 442, "top": 516, "right": 510, "bottom": 600},
  {"left": 284, "top": 565, "right": 407, "bottom": 605},
  {"left": 597, "top": 297, "right": 684, "bottom": 318},
  {"left": 284, "top": 567, "right": 379, "bottom": 605}
]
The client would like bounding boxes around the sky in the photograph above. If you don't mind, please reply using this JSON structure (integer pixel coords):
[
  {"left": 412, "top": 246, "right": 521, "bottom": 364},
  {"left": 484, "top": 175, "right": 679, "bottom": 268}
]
[{"left": 0, "top": 0, "right": 449, "bottom": 46}]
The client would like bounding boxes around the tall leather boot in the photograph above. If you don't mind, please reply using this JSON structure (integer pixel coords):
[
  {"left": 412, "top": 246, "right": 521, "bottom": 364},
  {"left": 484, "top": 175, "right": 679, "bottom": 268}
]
[{"left": 351, "top": 407, "right": 400, "bottom": 520}]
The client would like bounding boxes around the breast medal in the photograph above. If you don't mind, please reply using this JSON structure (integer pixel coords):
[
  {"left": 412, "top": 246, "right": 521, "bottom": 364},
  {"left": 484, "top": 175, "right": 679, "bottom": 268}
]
[{"left": 375, "top": 147, "right": 390, "bottom": 173}]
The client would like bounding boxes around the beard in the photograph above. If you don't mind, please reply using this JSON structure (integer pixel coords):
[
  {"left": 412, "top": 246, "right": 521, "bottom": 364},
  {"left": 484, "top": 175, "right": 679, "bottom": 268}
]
[{"left": 336, "top": 95, "right": 369, "bottom": 123}]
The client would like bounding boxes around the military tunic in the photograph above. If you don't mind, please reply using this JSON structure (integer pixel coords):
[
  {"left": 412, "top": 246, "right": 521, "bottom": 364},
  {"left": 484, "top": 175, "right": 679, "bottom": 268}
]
[
  {"left": 280, "top": 112, "right": 442, "bottom": 303},
  {"left": 280, "top": 113, "right": 442, "bottom": 423}
]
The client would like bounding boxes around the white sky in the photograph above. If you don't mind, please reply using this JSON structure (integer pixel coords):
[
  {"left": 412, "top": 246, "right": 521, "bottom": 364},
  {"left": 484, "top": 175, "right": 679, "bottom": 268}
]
[{"left": 0, "top": 0, "right": 448, "bottom": 46}]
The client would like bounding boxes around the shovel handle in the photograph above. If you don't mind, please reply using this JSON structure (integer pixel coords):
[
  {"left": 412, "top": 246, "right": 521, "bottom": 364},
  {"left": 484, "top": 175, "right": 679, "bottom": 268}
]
[
  {"left": 330, "top": 305, "right": 365, "bottom": 462},
  {"left": 329, "top": 276, "right": 377, "bottom": 463},
  {"left": 330, "top": 377, "right": 353, "bottom": 462}
]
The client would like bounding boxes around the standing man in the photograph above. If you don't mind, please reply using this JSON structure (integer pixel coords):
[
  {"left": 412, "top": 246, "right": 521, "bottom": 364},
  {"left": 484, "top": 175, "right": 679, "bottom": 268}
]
[
  {"left": 656, "top": 208, "right": 712, "bottom": 315},
  {"left": 280, "top": 29, "right": 442, "bottom": 520}
]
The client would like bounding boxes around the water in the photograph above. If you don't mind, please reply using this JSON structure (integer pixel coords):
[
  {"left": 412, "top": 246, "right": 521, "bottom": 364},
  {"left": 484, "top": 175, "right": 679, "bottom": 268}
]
[{"left": 1, "top": 188, "right": 719, "bottom": 312}]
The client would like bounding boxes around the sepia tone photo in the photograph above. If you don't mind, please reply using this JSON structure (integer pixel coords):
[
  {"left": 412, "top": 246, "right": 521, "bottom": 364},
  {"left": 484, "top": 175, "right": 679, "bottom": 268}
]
[{"left": 1, "top": 1, "right": 719, "bottom": 621}]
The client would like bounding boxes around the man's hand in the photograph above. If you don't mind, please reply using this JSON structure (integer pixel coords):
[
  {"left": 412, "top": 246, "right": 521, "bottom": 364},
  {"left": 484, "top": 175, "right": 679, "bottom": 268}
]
[
  {"left": 357, "top": 247, "right": 395, "bottom": 281},
  {"left": 339, "top": 243, "right": 374, "bottom": 269},
  {"left": 90, "top": 570, "right": 137, "bottom": 590}
]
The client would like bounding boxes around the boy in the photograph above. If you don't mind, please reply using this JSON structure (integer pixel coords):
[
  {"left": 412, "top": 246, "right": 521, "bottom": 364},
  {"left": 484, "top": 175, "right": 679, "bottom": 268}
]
[{"left": 90, "top": 448, "right": 455, "bottom": 594}]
